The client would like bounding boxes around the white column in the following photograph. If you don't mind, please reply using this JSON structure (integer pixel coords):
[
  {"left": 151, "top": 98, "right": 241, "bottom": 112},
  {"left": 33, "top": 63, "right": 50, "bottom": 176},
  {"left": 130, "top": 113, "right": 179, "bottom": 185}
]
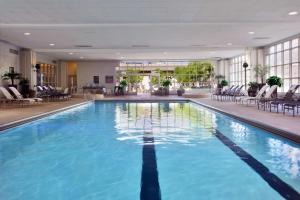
[
  {"left": 19, "top": 49, "right": 37, "bottom": 88},
  {"left": 58, "top": 61, "right": 68, "bottom": 88}
]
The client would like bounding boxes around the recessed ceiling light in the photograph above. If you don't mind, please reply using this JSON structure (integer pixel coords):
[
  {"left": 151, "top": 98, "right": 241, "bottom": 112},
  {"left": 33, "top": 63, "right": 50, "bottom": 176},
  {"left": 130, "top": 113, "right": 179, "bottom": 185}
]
[
  {"left": 248, "top": 31, "right": 255, "bottom": 35},
  {"left": 69, "top": 52, "right": 74, "bottom": 55},
  {"left": 80, "top": 56, "right": 84, "bottom": 59},
  {"left": 24, "top": 32, "right": 31, "bottom": 36},
  {"left": 288, "top": 11, "right": 298, "bottom": 16},
  {"left": 227, "top": 43, "right": 232, "bottom": 46},
  {"left": 49, "top": 43, "right": 55, "bottom": 46}
]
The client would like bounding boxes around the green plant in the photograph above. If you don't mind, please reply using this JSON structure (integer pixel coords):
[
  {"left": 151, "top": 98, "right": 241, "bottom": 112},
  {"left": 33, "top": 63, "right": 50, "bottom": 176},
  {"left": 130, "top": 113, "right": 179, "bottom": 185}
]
[
  {"left": 266, "top": 76, "right": 282, "bottom": 87},
  {"left": 19, "top": 78, "right": 30, "bottom": 97},
  {"left": 215, "top": 75, "right": 225, "bottom": 84},
  {"left": 220, "top": 80, "right": 228, "bottom": 87},
  {"left": 2, "top": 71, "right": 21, "bottom": 86},
  {"left": 162, "top": 79, "right": 172, "bottom": 87},
  {"left": 119, "top": 80, "right": 128, "bottom": 88},
  {"left": 19, "top": 78, "right": 29, "bottom": 86},
  {"left": 248, "top": 82, "right": 259, "bottom": 89},
  {"left": 254, "top": 65, "right": 269, "bottom": 83}
]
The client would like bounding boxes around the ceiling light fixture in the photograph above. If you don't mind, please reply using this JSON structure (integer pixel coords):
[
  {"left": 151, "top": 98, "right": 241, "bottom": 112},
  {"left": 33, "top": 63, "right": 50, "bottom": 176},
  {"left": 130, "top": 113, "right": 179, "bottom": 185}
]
[
  {"left": 163, "top": 52, "right": 167, "bottom": 55},
  {"left": 49, "top": 43, "right": 55, "bottom": 46},
  {"left": 248, "top": 31, "right": 255, "bottom": 35},
  {"left": 288, "top": 11, "right": 298, "bottom": 16},
  {"left": 80, "top": 56, "right": 84, "bottom": 59},
  {"left": 24, "top": 32, "right": 31, "bottom": 36},
  {"left": 227, "top": 43, "right": 232, "bottom": 46},
  {"left": 69, "top": 52, "right": 74, "bottom": 55}
]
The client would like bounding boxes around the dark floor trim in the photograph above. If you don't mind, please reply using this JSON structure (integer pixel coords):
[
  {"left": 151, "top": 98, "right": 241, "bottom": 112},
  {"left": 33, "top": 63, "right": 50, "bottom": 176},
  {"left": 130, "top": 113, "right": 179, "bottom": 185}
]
[
  {"left": 140, "top": 131, "right": 161, "bottom": 200},
  {"left": 215, "top": 129, "right": 300, "bottom": 199},
  {"left": 190, "top": 100, "right": 300, "bottom": 144},
  {"left": 0, "top": 101, "right": 93, "bottom": 131}
]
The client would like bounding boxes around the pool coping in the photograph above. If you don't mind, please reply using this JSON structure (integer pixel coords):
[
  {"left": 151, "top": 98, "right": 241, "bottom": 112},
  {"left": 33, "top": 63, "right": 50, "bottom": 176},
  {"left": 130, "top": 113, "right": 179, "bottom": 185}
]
[
  {"left": 0, "top": 98, "right": 299, "bottom": 144},
  {"left": 189, "top": 99, "right": 300, "bottom": 144},
  {"left": 0, "top": 100, "right": 93, "bottom": 131}
]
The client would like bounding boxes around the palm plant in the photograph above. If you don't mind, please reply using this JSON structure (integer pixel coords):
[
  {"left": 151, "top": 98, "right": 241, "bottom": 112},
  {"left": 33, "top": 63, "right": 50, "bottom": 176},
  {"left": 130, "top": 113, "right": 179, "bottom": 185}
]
[
  {"left": 2, "top": 71, "right": 21, "bottom": 86},
  {"left": 254, "top": 65, "right": 269, "bottom": 83}
]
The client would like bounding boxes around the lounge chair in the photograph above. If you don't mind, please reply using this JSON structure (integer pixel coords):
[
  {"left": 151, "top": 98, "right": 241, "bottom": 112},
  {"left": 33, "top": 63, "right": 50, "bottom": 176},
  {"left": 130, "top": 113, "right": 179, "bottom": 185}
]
[
  {"left": 216, "top": 85, "right": 233, "bottom": 101},
  {"left": 9, "top": 87, "right": 43, "bottom": 102},
  {"left": 282, "top": 95, "right": 300, "bottom": 117},
  {"left": 236, "top": 85, "right": 269, "bottom": 105},
  {"left": 268, "top": 84, "right": 300, "bottom": 113},
  {"left": 257, "top": 85, "right": 278, "bottom": 110},
  {"left": 0, "top": 86, "right": 37, "bottom": 106},
  {"left": 231, "top": 85, "right": 245, "bottom": 101}
]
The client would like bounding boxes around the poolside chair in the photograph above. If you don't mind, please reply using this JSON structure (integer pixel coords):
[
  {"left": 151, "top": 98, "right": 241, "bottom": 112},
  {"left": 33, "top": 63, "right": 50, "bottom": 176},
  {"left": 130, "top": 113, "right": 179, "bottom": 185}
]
[
  {"left": 231, "top": 85, "right": 245, "bottom": 101},
  {"left": 0, "top": 86, "right": 36, "bottom": 106},
  {"left": 9, "top": 87, "right": 43, "bottom": 102},
  {"left": 224, "top": 85, "right": 239, "bottom": 101},
  {"left": 257, "top": 85, "right": 278, "bottom": 110},
  {"left": 217, "top": 85, "right": 233, "bottom": 101},
  {"left": 268, "top": 84, "right": 300, "bottom": 113},
  {"left": 237, "top": 85, "right": 269, "bottom": 105},
  {"left": 282, "top": 95, "right": 300, "bottom": 117}
]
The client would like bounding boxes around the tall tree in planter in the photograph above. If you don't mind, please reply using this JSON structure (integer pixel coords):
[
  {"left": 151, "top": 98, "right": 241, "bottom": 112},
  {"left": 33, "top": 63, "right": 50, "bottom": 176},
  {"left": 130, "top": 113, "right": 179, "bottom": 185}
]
[
  {"left": 2, "top": 71, "right": 21, "bottom": 87},
  {"left": 254, "top": 65, "right": 269, "bottom": 84}
]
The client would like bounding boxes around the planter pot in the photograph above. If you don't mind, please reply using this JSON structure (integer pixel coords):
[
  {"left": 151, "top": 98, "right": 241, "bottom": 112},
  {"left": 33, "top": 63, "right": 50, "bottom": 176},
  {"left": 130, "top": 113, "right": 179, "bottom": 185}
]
[
  {"left": 163, "top": 87, "right": 169, "bottom": 96},
  {"left": 28, "top": 89, "right": 36, "bottom": 98},
  {"left": 177, "top": 89, "right": 185, "bottom": 96},
  {"left": 20, "top": 85, "right": 30, "bottom": 98}
]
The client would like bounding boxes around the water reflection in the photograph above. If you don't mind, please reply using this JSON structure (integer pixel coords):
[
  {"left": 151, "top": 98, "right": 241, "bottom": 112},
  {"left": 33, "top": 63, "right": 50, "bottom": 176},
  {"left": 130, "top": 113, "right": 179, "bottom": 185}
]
[
  {"left": 268, "top": 138, "right": 300, "bottom": 179},
  {"left": 230, "top": 121, "right": 249, "bottom": 142},
  {"left": 114, "top": 103, "right": 216, "bottom": 145}
]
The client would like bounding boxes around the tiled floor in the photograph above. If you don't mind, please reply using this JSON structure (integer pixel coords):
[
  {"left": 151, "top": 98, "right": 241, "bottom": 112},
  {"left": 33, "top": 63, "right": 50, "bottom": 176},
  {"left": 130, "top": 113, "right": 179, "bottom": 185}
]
[
  {"left": 0, "top": 98, "right": 88, "bottom": 126},
  {"left": 191, "top": 98, "right": 300, "bottom": 136}
]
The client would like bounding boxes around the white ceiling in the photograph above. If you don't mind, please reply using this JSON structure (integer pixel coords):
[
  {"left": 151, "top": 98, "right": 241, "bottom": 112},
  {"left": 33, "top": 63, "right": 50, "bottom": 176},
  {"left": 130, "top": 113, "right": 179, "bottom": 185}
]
[{"left": 0, "top": 0, "right": 299, "bottom": 61}]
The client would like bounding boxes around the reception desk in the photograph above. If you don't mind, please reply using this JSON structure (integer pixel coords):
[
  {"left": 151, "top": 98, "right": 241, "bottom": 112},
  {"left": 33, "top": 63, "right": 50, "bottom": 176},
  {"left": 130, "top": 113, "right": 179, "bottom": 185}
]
[{"left": 82, "top": 86, "right": 106, "bottom": 94}]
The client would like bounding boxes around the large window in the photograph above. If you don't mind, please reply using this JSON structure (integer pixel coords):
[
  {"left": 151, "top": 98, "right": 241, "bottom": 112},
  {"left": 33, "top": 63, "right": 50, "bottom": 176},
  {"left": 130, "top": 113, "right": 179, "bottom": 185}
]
[
  {"left": 229, "top": 55, "right": 250, "bottom": 86},
  {"left": 265, "top": 36, "right": 300, "bottom": 92}
]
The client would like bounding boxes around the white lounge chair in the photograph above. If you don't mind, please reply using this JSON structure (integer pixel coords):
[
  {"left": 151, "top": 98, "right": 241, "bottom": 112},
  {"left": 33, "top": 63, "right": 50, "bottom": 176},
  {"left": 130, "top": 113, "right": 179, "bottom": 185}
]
[
  {"left": 257, "top": 85, "right": 278, "bottom": 110},
  {"left": 0, "top": 86, "right": 36, "bottom": 106},
  {"left": 236, "top": 85, "right": 269, "bottom": 105},
  {"left": 9, "top": 87, "right": 43, "bottom": 102}
]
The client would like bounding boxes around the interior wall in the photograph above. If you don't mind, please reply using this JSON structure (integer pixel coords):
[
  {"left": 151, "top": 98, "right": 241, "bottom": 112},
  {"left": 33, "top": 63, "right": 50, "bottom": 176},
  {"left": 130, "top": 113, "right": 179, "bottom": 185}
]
[
  {"left": 0, "top": 40, "right": 20, "bottom": 86},
  {"left": 76, "top": 60, "right": 119, "bottom": 93}
]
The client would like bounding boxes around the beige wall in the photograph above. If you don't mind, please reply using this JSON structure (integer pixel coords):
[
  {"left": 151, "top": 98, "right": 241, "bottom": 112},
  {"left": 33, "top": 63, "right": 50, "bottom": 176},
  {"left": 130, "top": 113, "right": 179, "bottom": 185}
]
[
  {"left": 77, "top": 60, "right": 119, "bottom": 93},
  {"left": 0, "top": 41, "right": 20, "bottom": 86}
]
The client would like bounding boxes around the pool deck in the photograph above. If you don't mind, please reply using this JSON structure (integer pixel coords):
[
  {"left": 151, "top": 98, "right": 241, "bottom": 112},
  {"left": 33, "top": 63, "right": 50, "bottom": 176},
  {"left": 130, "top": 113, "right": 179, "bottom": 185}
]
[{"left": 0, "top": 95, "right": 299, "bottom": 143}]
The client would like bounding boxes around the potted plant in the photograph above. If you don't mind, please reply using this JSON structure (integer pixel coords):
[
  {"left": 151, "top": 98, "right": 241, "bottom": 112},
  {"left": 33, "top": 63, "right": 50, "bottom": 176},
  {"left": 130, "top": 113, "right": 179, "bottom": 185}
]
[
  {"left": 254, "top": 65, "right": 269, "bottom": 84},
  {"left": 220, "top": 80, "right": 228, "bottom": 88},
  {"left": 19, "top": 78, "right": 30, "bottom": 98},
  {"left": 2, "top": 71, "right": 21, "bottom": 87},
  {"left": 177, "top": 85, "right": 185, "bottom": 96},
  {"left": 248, "top": 82, "right": 259, "bottom": 97},
  {"left": 162, "top": 79, "right": 171, "bottom": 95},
  {"left": 119, "top": 80, "right": 128, "bottom": 95},
  {"left": 266, "top": 76, "right": 282, "bottom": 97}
]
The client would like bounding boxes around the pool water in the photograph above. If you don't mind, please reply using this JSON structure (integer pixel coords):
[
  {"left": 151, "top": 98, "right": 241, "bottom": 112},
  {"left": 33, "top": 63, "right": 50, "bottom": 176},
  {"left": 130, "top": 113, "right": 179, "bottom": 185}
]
[{"left": 0, "top": 101, "right": 300, "bottom": 200}]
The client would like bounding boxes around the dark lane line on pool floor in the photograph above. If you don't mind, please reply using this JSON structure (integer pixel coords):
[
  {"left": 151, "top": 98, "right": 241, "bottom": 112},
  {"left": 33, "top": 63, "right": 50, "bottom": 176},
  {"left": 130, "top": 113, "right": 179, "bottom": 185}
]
[
  {"left": 214, "top": 129, "right": 300, "bottom": 200},
  {"left": 140, "top": 131, "right": 161, "bottom": 200}
]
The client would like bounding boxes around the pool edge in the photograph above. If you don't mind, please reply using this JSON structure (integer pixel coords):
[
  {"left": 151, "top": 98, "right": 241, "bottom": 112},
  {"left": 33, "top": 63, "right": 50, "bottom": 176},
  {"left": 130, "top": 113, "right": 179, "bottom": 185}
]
[
  {"left": 1, "top": 98, "right": 299, "bottom": 145},
  {"left": 189, "top": 99, "right": 300, "bottom": 144},
  {"left": 0, "top": 100, "right": 94, "bottom": 131}
]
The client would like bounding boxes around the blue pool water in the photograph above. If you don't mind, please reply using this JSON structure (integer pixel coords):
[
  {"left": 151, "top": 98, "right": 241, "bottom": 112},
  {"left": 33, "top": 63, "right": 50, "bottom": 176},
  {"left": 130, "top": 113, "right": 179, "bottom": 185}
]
[{"left": 0, "top": 101, "right": 300, "bottom": 200}]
